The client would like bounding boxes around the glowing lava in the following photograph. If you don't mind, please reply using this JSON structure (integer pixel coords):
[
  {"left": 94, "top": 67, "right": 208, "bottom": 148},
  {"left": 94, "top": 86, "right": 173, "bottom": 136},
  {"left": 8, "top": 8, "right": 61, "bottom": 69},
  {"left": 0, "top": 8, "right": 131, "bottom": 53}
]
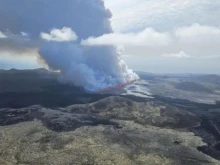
[{"left": 95, "top": 79, "right": 138, "bottom": 93}]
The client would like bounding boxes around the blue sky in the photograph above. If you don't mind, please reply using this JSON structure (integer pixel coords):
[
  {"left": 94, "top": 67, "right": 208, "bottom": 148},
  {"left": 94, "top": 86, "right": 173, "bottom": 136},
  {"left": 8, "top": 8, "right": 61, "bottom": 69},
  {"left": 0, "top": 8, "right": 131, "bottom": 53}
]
[{"left": 0, "top": 0, "right": 220, "bottom": 74}]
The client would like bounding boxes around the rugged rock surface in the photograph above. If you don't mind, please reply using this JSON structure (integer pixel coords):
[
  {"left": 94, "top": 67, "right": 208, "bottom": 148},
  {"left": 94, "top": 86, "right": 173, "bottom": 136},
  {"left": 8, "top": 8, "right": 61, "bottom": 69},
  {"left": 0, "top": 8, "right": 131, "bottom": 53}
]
[
  {"left": 0, "top": 96, "right": 201, "bottom": 131},
  {"left": 0, "top": 96, "right": 219, "bottom": 165}
]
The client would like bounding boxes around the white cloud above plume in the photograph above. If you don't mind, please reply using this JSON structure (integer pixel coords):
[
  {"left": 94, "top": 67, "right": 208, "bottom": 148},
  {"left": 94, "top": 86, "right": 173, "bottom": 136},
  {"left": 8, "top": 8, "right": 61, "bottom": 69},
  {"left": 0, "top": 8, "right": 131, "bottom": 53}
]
[
  {"left": 162, "top": 51, "right": 191, "bottom": 59},
  {"left": 175, "top": 23, "right": 220, "bottom": 46},
  {"left": 40, "top": 27, "right": 78, "bottom": 42},
  {"left": 82, "top": 28, "right": 171, "bottom": 47},
  {"left": 83, "top": 23, "right": 220, "bottom": 61}
]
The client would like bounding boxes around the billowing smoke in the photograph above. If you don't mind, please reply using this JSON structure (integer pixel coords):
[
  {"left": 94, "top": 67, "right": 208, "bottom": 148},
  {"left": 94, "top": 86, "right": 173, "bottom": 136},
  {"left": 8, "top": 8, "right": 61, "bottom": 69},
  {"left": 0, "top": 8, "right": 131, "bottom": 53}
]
[{"left": 0, "top": 0, "right": 138, "bottom": 91}]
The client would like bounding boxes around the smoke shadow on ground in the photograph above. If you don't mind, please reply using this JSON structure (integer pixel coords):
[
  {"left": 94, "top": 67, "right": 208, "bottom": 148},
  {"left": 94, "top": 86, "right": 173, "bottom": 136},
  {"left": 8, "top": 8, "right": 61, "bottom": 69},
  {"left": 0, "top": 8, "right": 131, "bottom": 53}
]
[{"left": 0, "top": 91, "right": 149, "bottom": 109}]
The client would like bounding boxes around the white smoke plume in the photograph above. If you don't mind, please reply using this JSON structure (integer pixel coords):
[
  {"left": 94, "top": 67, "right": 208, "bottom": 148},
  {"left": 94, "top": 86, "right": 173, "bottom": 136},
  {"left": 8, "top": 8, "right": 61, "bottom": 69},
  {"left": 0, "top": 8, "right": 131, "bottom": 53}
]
[{"left": 0, "top": 0, "right": 138, "bottom": 91}]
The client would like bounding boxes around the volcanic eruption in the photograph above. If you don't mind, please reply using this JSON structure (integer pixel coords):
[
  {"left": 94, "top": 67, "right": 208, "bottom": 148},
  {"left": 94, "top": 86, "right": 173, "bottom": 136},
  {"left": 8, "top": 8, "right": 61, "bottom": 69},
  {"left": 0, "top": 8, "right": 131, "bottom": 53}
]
[{"left": 0, "top": 0, "right": 139, "bottom": 91}]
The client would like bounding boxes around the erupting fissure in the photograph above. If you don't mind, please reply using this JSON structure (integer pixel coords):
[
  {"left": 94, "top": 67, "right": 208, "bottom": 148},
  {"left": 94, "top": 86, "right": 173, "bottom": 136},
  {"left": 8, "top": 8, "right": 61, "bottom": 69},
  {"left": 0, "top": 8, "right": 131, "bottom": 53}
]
[{"left": 95, "top": 79, "right": 137, "bottom": 93}]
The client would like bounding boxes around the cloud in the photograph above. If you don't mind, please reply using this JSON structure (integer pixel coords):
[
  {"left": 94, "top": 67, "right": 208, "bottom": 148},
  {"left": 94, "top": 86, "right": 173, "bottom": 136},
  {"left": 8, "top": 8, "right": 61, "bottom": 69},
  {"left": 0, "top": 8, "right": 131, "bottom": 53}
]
[
  {"left": 176, "top": 23, "right": 220, "bottom": 38},
  {"left": 172, "top": 24, "right": 220, "bottom": 58},
  {"left": 0, "top": 31, "right": 7, "bottom": 38},
  {"left": 82, "top": 28, "right": 171, "bottom": 46},
  {"left": 40, "top": 27, "right": 78, "bottom": 42},
  {"left": 175, "top": 23, "right": 220, "bottom": 45},
  {"left": 0, "top": 31, "right": 36, "bottom": 54},
  {"left": 92, "top": 23, "right": 219, "bottom": 62},
  {"left": 82, "top": 23, "right": 220, "bottom": 56},
  {"left": 162, "top": 51, "right": 191, "bottom": 58},
  {"left": 105, "top": 0, "right": 220, "bottom": 32},
  {"left": 21, "top": 32, "right": 29, "bottom": 37}
]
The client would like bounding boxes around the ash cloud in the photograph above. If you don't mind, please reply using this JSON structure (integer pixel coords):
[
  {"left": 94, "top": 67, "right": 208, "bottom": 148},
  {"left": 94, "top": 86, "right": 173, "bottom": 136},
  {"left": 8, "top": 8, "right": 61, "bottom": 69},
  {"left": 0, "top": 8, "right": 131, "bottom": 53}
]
[{"left": 0, "top": 0, "right": 138, "bottom": 91}]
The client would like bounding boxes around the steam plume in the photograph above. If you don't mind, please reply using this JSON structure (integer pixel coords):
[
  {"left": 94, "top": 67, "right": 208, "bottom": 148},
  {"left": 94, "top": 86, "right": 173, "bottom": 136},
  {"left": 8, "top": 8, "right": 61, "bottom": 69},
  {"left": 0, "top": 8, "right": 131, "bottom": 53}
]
[{"left": 0, "top": 0, "right": 138, "bottom": 91}]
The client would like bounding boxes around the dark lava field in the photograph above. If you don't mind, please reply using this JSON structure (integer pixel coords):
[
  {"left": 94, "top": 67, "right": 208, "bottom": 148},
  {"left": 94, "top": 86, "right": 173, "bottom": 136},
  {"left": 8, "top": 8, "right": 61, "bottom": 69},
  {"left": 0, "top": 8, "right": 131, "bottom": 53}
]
[{"left": 0, "top": 69, "right": 220, "bottom": 165}]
